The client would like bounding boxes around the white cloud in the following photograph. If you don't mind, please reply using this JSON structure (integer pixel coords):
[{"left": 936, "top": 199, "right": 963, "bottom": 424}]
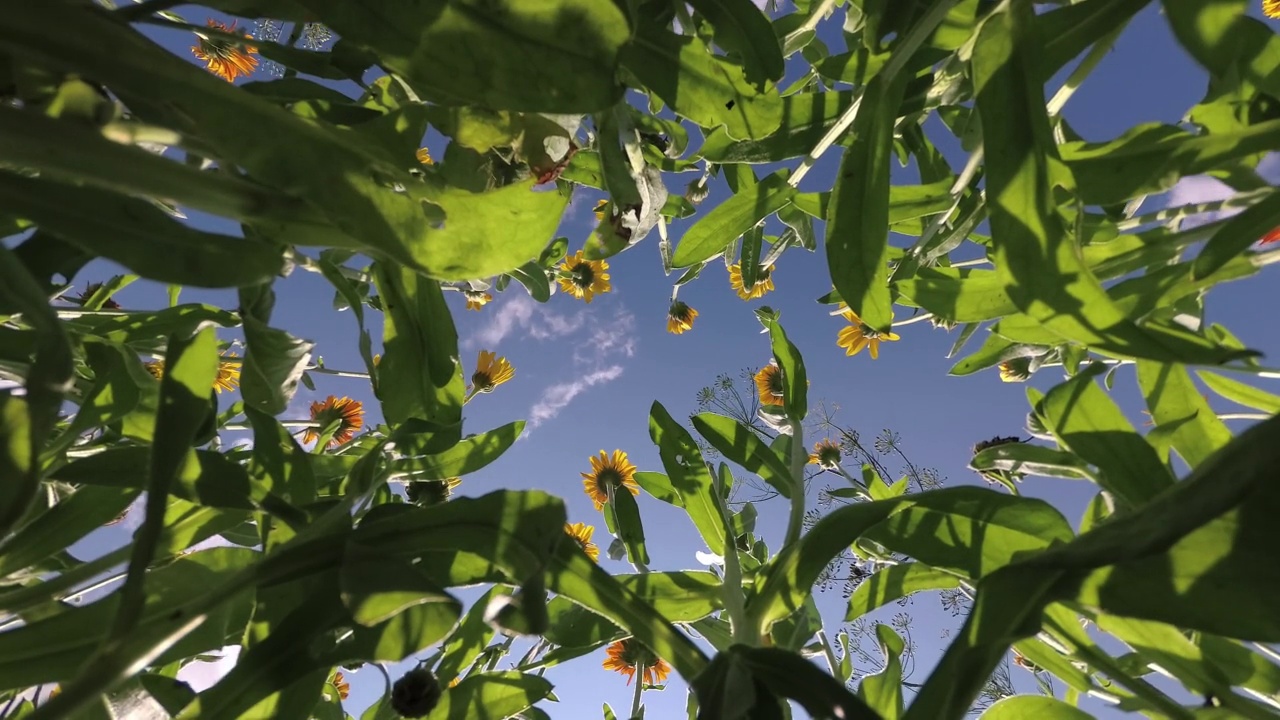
[
  {"left": 527, "top": 365, "right": 625, "bottom": 428},
  {"left": 1163, "top": 174, "right": 1237, "bottom": 229},
  {"left": 468, "top": 294, "right": 584, "bottom": 348},
  {"left": 573, "top": 309, "right": 636, "bottom": 365},
  {"left": 176, "top": 645, "right": 241, "bottom": 693}
]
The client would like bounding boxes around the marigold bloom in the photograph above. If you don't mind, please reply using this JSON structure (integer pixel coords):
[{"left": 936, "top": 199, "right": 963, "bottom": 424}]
[
  {"left": 470, "top": 350, "right": 514, "bottom": 394},
  {"left": 144, "top": 355, "right": 241, "bottom": 393},
  {"left": 558, "top": 251, "right": 611, "bottom": 303},
  {"left": 808, "top": 438, "right": 842, "bottom": 469},
  {"left": 836, "top": 306, "right": 899, "bottom": 359},
  {"left": 191, "top": 19, "right": 258, "bottom": 82},
  {"left": 1265, "top": 0, "right": 1280, "bottom": 19},
  {"left": 754, "top": 361, "right": 785, "bottom": 407},
  {"left": 581, "top": 449, "right": 639, "bottom": 510},
  {"left": 666, "top": 301, "right": 698, "bottom": 335},
  {"left": 603, "top": 639, "right": 671, "bottom": 686},
  {"left": 464, "top": 290, "right": 493, "bottom": 311},
  {"left": 416, "top": 147, "right": 434, "bottom": 165},
  {"left": 1260, "top": 226, "right": 1280, "bottom": 245},
  {"left": 305, "top": 395, "right": 364, "bottom": 448},
  {"left": 728, "top": 264, "right": 774, "bottom": 301},
  {"left": 74, "top": 282, "right": 121, "bottom": 310},
  {"left": 330, "top": 672, "right": 350, "bottom": 700},
  {"left": 564, "top": 522, "right": 600, "bottom": 561},
  {"left": 594, "top": 199, "right": 609, "bottom": 221},
  {"left": 999, "top": 358, "right": 1031, "bottom": 383}
]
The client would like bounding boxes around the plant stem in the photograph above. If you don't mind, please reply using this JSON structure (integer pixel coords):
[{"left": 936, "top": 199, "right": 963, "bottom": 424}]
[
  {"left": 817, "top": 629, "right": 841, "bottom": 677},
  {"left": 1111, "top": 188, "right": 1274, "bottom": 231},
  {"left": 782, "top": 0, "right": 838, "bottom": 49},
  {"left": 783, "top": 419, "right": 806, "bottom": 548},
  {"left": 630, "top": 666, "right": 645, "bottom": 719},
  {"left": 1047, "top": 22, "right": 1127, "bottom": 120},
  {"left": 718, "top": 466, "right": 754, "bottom": 645}
]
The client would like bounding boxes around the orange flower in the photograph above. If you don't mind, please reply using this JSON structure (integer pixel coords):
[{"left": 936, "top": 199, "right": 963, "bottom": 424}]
[
  {"left": 565, "top": 522, "right": 600, "bottom": 561},
  {"left": 808, "top": 439, "right": 841, "bottom": 469},
  {"left": 603, "top": 639, "right": 671, "bottom": 686},
  {"left": 464, "top": 290, "right": 493, "bottom": 311},
  {"left": 558, "top": 251, "right": 611, "bottom": 303},
  {"left": 1260, "top": 227, "right": 1280, "bottom": 245},
  {"left": 305, "top": 396, "right": 364, "bottom": 448},
  {"left": 836, "top": 305, "right": 899, "bottom": 359},
  {"left": 1265, "top": 0, "right": 1280, "bottom": 19},
  {"left": 416, "top": 147, "right": 434, "bottom": 165},
  {"left": 330, "top": 671, "right": 350, "bottom": 700},
  {"left": 728, "top": 264, "right": 774, "bottom": 301},
  {"left": 666, "top": 301, "right": 698, "bottom": 335},
  {"left": 191, "top": 19, "right": 258, "bottom": 82},
  {"left": 581, "top": 450, "right": 639, "bottom": 510},
  {"left": 754, "top": 361, "right": 785, "bottom": 407}
]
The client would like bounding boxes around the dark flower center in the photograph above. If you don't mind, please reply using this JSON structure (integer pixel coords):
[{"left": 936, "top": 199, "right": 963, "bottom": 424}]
[
  {"left": 572, "top": 263, "right": 595, "bottom": 288},
  {"left": 472, "top": 370, "right": 495, "bottom": 391},
  {"left": 596, "top": 468, "right": 622, "bottom": 492}
]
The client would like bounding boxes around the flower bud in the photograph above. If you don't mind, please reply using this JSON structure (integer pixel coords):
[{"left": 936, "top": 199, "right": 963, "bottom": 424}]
[{"left": 391, "top": 667, "right": 442, "bottom": 718}]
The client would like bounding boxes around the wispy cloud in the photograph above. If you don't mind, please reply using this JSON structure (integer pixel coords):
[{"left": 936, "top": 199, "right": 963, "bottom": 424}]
[
  {"left": 468, "top": 294, "right": 584, "bottom": 349},
  {"left": 528, "top": 365, "right": 625, "bottom": 428},
  {"left": 176, "top": 645, "right": 241, "bottom": 692},
  {"left": 1160, "top": 152, "right": 1280, "bottom": 229}
]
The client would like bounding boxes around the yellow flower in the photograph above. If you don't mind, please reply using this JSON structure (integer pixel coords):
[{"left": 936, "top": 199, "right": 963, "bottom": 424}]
[
  {"left": 449, "top": 676, "right": 461, "bottom": 688},
  {"left": 558, "top": 251, "right": 611, "bottom": 303},
  {"left": 470, "top": 350, "right": 514, "bottom": 394},
  {"left": 305, "top": 396, "right": 364, "bottom": 448},
  {"left": 213, "top": 353, "right": 242, "bottom": 394},
  {"left": 594, "top": 199, "right": 609, "bottom": 221},
  {"left": 416, "top": 147, "right": 434, "bottom": 165},
  {"left": 143, "top": 355, "right": 241, "bottom": 393},
  {"left": 754, "top": 361, "right": 785, "bottom": 407},
  {"left": 836, "top": 305, "right": 899, "bottom": 359},
  {"left": 728, "top": 264, "right": 775, "bottom": 301},
  {"left": 603, "top": 639, "right": 671, "bottom": 687},
  {"left": 1266, "top": 0, "right": 1280, "bottom": 18},
  {"left": 999, "top": 358, "right": 1031, "bottom": 383},
  {"left": 808, "top": 439, "right": 842, "bottom": 469},
  {"left": 330, "top": 671, "right": 350, "bottom": 701},
  {"left": 565, "top": 522, "right": 600, "bottom": 561},
  {"left": 372, "top": 354, "right": 381, "bottom": 367},
  {"left": 581, "top": 449, "right": 639, "bottom": 511},
  {"left": 190, "top": 19, "right": 258, "bottom": 82},
  {"left": 666, "top": 301, "right": 698, "bottom": 335},
  {"left": 464, "top": 290, "right": 493, "bottom": 311}
]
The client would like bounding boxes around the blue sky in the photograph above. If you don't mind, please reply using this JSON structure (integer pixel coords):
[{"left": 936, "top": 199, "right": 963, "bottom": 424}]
[{"left": 38, "top": 1, "right": 1280, "bottom": 718}]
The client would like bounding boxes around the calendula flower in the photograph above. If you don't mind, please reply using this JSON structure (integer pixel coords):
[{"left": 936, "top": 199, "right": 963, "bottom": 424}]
[
  {"left": 808, "top": 439, "right": 842, "bottom": 469},
  {"left": 406, "top": 477, "right": 461, "bottom": 506},
  {"left": 594, "top": 199, "right": 609, "bottom": 221},
  {"left": 416, "top": 147, "right": 434, "bottom": 165},
  {"left": 565, "top": 522, "right": 600, "bottom": 561},
  {"left": 728, "top": 264, "right": 774, "bottom": 301},
  {"left": 836, "top": 305, "right": 899, "bottom": 359},
  {"left": 999, "top": 358, "right": 1032, "bottom": 383},
  {"left": 191, "top": 19, "right": 259, "bottom": 82},
  {"left": 754, "top": 361, "right": 785, "bottom": 407},
  {"left": 667, "top": 301, "right": 698, "bottom": 335},
  {"left": 143, "top": 355, "right": 241, "bottom": 393},
  {"left": 329, "top": 671, "right": 350, "bottom": 701},
  {"left": 304, "top": 396, "right": 364, "bottom": 448},
  {"left": 470, "top": 350, "right": 514, "bottom": 394},
  {"left": 1260, "top": 227, "right": 1280, "bottom": 245},
  {"left": 448, "top": 677, "right": 460, "bottom": 688},
  {"left": 1265, "top": 0, "right": 1280, "bottom": 19},
  {"left": 213, "top": 353, "right": 242, "bottom": 394},
  {"left": 558, "top": 251, "right": 611, "bottom": 303},
  {"left": 581, "top": 449, "right": 639, "bottom": 510},
  {"left": 603, "top": 639, "right": 671, "bottom": 687},
  {"left": 74, "top": 282, "right": 121, "bottom": 310},
  {"left": 464, "top": 290, "right": 493, "bottom": 311}
]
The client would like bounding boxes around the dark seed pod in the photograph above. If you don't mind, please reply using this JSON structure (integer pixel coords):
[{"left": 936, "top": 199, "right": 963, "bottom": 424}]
[
  {"left": 406, "top": 480, "right": 451, "bottom": 506},
  {"left": 391, "top": 667, "right": 442, "bottom": 718}
]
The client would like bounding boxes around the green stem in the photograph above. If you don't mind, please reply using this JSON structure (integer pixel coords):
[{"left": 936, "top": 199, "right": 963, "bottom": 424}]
[
  {"left": 816, "top": 629, "right": 841, "bottom": 677},
  {"left": 280, "top": 22, "right": 305, "bottom": 79},
  {"left": 630, "top": 664, "right": 645, "bottom": 718},
  {"left": 114, "top": 0, "right": 186, "bottom": 21},
  {"left": 783, "top": 419, "right": 806, "bottom": 548},
  {"left": 1046, "top": 22, "right": 1128, "bottom": 120}
]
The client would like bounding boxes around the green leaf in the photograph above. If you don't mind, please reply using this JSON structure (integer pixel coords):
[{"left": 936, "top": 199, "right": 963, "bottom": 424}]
[
  {"left": 864, "top": 487, "right": 1075, "bottom": 580},
  {"left": 52, "top": 447, "right": 260, "bottom": 512},
  {"left": 971, "top": 1, "right": 1239, "bottom": 365},
  {"left": 390, "top": 421, "right": 524, "bottom": 480},
  {"left": 1198, "top": 371, "right": 1280, "bottom": 413},
  {"left": 846, "top": 563, "right": 962, "bottom": 622},
  {"left": 546, "top": 571, "right": 721, "bottom": 648},
  {"left": 596, "top": 105, "right": 644, "bottom": 210},
  {"left": 756, "top": 311, "right": 808, "bottom": 421},
  {"left": 1061, "top": 120, "right": 1280, "bottom": 205},
  {"left": 969, "top": 442, "right": 1095, "bottom": 481},
  {"left": 793, "top": 179, "right": 954, "bottom": 224},
  {"left": 1036, "top": 365, "right": 1175, "bottom": 506},
  {"left": 0, "top": 485, "right": 138, "bottom": 579},
  {"left": 648, "top": 402, "right": 728, "bottom": 555},
  {"left": 633, "top": 471, "right": 685, "bottom": 507},
  {"left": 857, "top": 625, "right": 904, "bottom": 720},
  {"left": 0, "top": 171, "right": 285, "bottom": 288},
  {"left": 672, "top": 170, "right": 795, "bottom": 268},
  {"left": 373, "top": 263, "right": 464, "bottom": 428},
  {"left": 433, "top": 587, "right": 499, "bottom": 683},
  {"left": 508, "top": 261, "right": 552, "bottom": 303},
  {"left": 979, "top": 697, "right": 1093, "bottom": 720},
  {"left": 239, "top": 315, "right": 314, "bottom": 416},
  {"left": 82, "top": 305, "right": 241, "bottom": 344},
  {"left": 1136, "top": 361, "right": 1232, "bottom": 469},
  {"left": 894, "top": 268, "right": 1017, "bottom": 324},
  {"left": 297, "top": 0, "right": 629, "bottom": 113},
  {"left": 427, "top": 671, "right": 552, "bottom": 720},
  {"left": 686, "top": 0, "right": 785, "bottom": 85},
  {"left": 340, "top": 551, "right": 458, "bottom": 627},
  {"left": 699, "top": 91, "right": 858, "bottom": 164},
  {"left": 691, "top": 414, "right": 792, "bottom": 499},
  {"left": 621, "top": 22, "right": 782, "bottom": 141},
  {"left": 736, "top": 645, "right": 881, "bottom": 720},
  {"left": 1192, "top": 190, "right": 1280, "bottom": 279},
  {"left": 1035, "top": 0, "right": 1151, "bottom": 84},
  {"left": 605, "top": 485, "right": 650, "bottom": 566}
]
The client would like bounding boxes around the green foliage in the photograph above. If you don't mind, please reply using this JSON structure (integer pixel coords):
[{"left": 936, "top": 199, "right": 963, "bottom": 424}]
[{"left": 2, "top": 0, "right": 1280, "bottom": 718}]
